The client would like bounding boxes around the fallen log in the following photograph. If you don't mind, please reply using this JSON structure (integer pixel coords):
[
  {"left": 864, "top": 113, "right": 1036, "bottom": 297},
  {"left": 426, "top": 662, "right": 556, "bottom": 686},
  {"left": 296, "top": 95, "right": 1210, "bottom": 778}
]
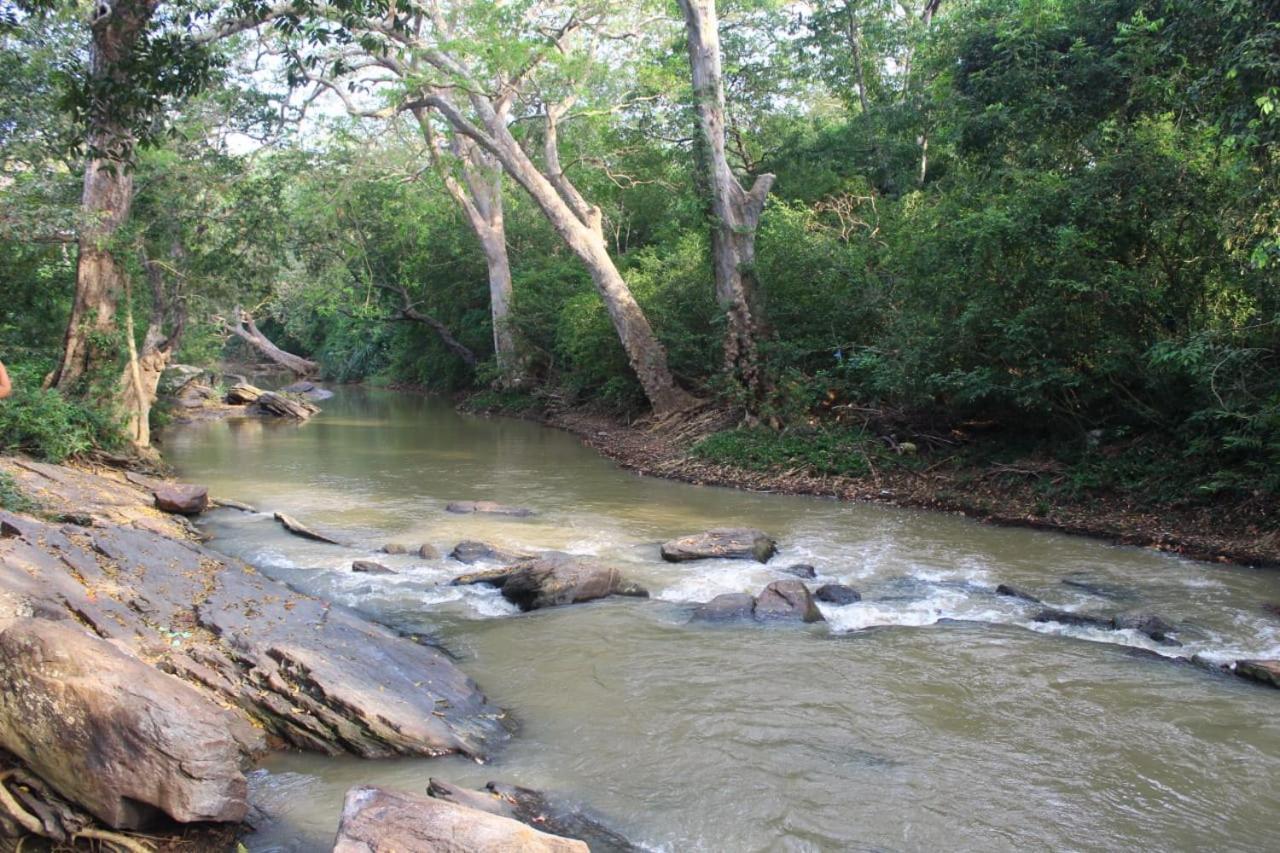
[
  {"left": 252, "top": 391, "right": 319, "bottom": 420},
  {"left": 274, "top": 512, "right": 344, "bottom": 545}
]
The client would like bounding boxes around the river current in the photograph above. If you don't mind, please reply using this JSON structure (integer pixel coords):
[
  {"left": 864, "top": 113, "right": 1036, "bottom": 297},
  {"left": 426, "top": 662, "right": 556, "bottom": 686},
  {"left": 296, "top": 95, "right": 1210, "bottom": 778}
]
[{"left": 162, "top": 386, "right": 1280, "bottom": 851}]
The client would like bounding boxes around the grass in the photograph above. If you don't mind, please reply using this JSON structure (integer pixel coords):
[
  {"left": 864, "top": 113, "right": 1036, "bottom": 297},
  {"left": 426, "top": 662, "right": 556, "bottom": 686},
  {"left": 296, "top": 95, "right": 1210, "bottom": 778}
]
[
  {"left": 692, "top": 425, "right": 893, "bottom": 478},
  {"left": 0, "top": 471, "right": 37, "bottom": 514}
]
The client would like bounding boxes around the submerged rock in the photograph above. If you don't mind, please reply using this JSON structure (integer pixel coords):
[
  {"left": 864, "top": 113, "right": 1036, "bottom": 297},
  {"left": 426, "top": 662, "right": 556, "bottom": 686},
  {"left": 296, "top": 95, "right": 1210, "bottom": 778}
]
[
  {"left": 814, "top": 583, "right": 861, "bottom": 605},
  {"left": 1114, "top": 611, "right": 1179, "bottom": 644},
  {"left": 427, "top": 778, "right": 643, "bottom": 852},
  {"left": 1235, "top": 660, "right": 1280, "bottom": 689},
  {"left": 274, "top": 511, "right": 344, "bottom": 545},
  {"left": 454, "top": 553, "right": 648, "bottom": 611},
  {"left": 418, "top": 542, "right": 440, "bottom": 559},
  {"left": 152, "top": 482, "right": 209, "bottom": 515},
  {"left": 1032, "top": 607, "right": 1114, "bottom": 630},
  {"left": 334, "top": 785, "right": 587, "bottom": 853},
  {"left": 212, "top": 497, "right": 256, "bottom": 513},
  {"left": 781, "top": 563, "right": 816, "bottom": 579},
  {"left": 352, "top": 559, "right": 395, "bottom": 575},
  {"left": 996, "top": 583, "right": 1042, "bottom": 604},
  {"left": 380, "top": 543, "right": 409, "bottom": 555},
  {"left": 754, "top": 579, "right": 824, "bottom": 622},
  {"left": 450, "top": 540, "right": 533, "bottom": 565},
  {"left": 660, "top": 528, "right": 778, "bottom": 564},
  {"left": 1060, "top": 576, "right": 1137, "bottom": 601},
  {"left": 446, "top": 500, "right": 535, "bottom": 517},
  {"left": 692, "top": 580, "right": 825, "bottom": 624},
  {"left": 0, "top": 618, "right": 250, "bottom": 830}
]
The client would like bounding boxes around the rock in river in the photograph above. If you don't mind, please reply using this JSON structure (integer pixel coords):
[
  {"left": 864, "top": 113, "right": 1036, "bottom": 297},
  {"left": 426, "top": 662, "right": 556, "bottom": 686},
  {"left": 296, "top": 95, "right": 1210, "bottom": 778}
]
[
  {"left": 755, "top": 579, "right": 824, "bottom": 622},
  {"left": 0, "top": 618, "right": 250, "bottom": 829},
  {"left": 660, "top": 528, "right": 777, "bottom": 564},
  {"left": 1235, "top": 660, "right": 1280, "bottom": 689},
  {"left": 453, "top": 553, "right": 648, "bottom": 611},
  {"left": 334, "top": 785, "right": 587, "bottom": 853},
  {"left": 781, "top": 563, "right": 816, "bottom": 579},
  {"left": 692, "top": 580, "right": 825, "bottom": 624},
  {"left": 814, "top": 583, "right": 861, "bottom": 605},
  {"left": 450, "top": 539, "right": 534, "bottom": 565},
  {"left": 352, "top": 559, "right": 395, "bottom": 575},
  {"left": 446, "top": 500, "right": 536, "bottom": 517},
  {"left": 152, "top": 482, "right": 209, "bottom": 515},
  {"left": 1032, "top": 607, "right": 1115, "bottom": 631},
  {"left": 274, "top": 511, "right": 344, "bottom": 545},
  {"left": 427, "top": 778, "right": 643, "bottom": 852},
  {"left": 996, "top": 583, "right": 1042, "bottom": 604}
]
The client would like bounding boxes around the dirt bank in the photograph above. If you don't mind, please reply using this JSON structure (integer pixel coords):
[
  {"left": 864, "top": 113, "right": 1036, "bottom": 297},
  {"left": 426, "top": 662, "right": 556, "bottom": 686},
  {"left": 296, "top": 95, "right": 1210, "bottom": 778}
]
[{"left": 456, "top": 397, "right": 1276, "bottom": 569}]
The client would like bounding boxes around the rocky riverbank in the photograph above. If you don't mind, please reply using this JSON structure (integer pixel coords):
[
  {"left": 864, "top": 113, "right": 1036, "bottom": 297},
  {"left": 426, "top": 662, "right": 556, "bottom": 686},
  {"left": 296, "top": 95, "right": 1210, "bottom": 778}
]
[
  {"left": 456, "top": 396, "right": 1278, "bottom": 570},
  {"left": 0, "top": 456, "right": 507, "bottom": 847}
]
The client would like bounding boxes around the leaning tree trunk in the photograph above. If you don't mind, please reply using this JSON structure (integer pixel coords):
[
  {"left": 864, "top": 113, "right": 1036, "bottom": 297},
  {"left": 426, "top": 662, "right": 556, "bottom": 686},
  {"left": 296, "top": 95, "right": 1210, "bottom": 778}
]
[
  {"left": 226, "top": 309, "right": 318, "bottom": 376},
  {"left": 677, "top": 0, "right": 775, "bottom": 400},
  {"left": 119, "top": 251, "right": 185, "bottom": 448},
  {"left": 49, "top": 0, "right": 160, "bottom": 392},
  {"left": 414, "top": 107, "right": 525, "bottom": 385}
]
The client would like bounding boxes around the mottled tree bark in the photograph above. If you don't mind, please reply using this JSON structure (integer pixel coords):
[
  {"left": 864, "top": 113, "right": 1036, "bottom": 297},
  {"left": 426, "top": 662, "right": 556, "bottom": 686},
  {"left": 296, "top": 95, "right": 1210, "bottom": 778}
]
[
  {"left": 119, "top": 252, "right": 184, "bottom": 448},
  {"left": 677, "top": 0, "right": 775, "bottom": 399},
  {"left": 424, "top": 91, "right": 696, "bottom": 415},
  {"left": 49, "top": 0, "right": 161, "bottom": 392},
  {"left": 413, "top": 108, "right": 524, "bottom": 385}
]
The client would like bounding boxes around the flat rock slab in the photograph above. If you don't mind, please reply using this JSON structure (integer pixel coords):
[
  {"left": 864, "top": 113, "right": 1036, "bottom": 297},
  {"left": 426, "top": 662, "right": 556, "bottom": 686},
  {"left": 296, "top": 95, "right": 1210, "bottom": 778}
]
[
  {"left": 0, "top": 618, "right": 249, "bottom": 829},
  {"left": 446, "top": 500, "right": 536, "bottom": 517},
  {"left": 427, "top": 779, "right": 643, "bottom": 852},
  {"left": 453, "top": 553, "right": 648, "bottom": 611},
  {"left": 333, "top": 786, "right": 587, "bottom": 853},
  {"left": 1235, "top": 660, "right": 1280, "bottom": 688},
  {"left": 152, "top": 482, "right": 210, "bottom": 515},
  {"left": 661, "top": 528, "right": 777, "bottom": 564},
  {"left": 274, "top": 511, "right": 344, "bottom": 545},
  {"left": 0, "top": 492, "right": 504, "bottom": 765}
]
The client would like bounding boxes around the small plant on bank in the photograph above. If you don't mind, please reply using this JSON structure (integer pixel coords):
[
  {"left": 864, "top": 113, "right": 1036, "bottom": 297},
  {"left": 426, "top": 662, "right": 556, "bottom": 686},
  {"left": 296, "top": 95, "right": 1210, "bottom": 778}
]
[{"left": 0, "top": 471, "right": 37, "bottom": 514}]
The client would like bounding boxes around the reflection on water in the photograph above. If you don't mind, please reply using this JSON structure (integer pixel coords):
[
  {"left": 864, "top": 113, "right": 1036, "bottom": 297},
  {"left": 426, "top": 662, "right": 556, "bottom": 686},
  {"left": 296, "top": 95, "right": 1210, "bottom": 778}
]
[{"left": 162, "top": 386, "right": 1280, "bottom": 851}]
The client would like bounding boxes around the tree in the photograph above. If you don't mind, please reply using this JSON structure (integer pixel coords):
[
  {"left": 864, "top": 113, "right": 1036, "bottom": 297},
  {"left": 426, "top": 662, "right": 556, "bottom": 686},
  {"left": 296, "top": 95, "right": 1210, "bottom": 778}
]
[
  {"left": 290, "top": 1, "right": 697, "bottom": 414},
  {"left": 677, "top": 0, "right": 774, "bottom": 400}
]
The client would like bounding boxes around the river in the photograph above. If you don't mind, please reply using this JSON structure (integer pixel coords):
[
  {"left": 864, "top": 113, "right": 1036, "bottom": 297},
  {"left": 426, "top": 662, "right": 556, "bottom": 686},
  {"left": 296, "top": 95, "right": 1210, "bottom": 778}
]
[{"left": 162, "top": 386, "right": 1280, "bottom": 851}]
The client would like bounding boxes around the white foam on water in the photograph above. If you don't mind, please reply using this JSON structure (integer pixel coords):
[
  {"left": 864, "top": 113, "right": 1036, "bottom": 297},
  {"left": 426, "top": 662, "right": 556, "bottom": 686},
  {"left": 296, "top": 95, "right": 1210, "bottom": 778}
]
[
  {"left": 655, "top": 563, "right": 774, "bottom": 603},
  {"left": 822, "top": 586, "right": 999, "bottom": 632}
]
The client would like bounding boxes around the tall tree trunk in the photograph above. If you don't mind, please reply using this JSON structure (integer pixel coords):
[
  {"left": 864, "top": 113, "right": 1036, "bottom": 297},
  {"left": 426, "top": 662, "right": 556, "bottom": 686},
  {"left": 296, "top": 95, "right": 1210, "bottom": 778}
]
[
  {"left": 426, "top": 92, "right": 696, "bottom": 415},
  {"left": 677, "top": 0, "right": 775, "bottom": 400},
  {"left": 225, "top": 309, "right": 318, "bottom": 376},
  {"left": 414, "top": 108, "right": 525, "bottom": 385},
  {"left": 49, "top": 0, "right": 160, "bottom": 392}
]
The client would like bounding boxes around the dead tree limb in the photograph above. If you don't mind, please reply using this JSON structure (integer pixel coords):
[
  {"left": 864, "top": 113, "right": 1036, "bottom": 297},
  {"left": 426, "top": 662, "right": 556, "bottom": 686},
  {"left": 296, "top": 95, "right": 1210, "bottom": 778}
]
[
  {"left": 220, "top": 307, "right": 318, "bottom": 376},
  {"left": 372, "top": 281, "right": 478, "bottom": 367}
]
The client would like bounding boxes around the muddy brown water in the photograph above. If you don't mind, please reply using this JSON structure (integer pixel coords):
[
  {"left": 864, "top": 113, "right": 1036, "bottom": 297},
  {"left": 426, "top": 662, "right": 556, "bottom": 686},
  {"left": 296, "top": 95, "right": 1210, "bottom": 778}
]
[{"left": 162, "top": 386, "right": 1280, "bottom": 852}]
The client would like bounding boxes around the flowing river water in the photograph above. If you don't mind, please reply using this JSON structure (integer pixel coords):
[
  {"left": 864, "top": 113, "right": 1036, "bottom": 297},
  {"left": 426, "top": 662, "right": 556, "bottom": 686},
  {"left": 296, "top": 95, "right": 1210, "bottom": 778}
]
[{"left": 162, "top": 386, "right": 1280, "bottom": 852}]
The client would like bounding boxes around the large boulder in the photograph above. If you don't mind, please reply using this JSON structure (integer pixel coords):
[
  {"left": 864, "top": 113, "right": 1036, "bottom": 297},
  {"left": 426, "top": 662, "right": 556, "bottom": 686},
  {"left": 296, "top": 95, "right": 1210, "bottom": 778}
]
[
  {"left": 446, "top": 500, "right": 536, "bottom": 517},
  {"left": 427, "top": 779, "right": 643, "bottom": 852},
  {"left": 691, "top": 580, "right": 825, "bottom": 624},
  {"left": 660, "top": 528, "right": 777, "bottom": 564},
  {"left": 754, "top": 579, "right": 824, "bottom": 622},
  {"left": 333, "top": 786, "right": 587, "bottom": 853},
  {"left": 453, "top": 553, "right": 648, "bottom": 611},
  {"left": 152, "top": 482, "right": 209, "bottom": 515},
  {"left": 0, "top": 618, "right": 249, "bottom": 829}
]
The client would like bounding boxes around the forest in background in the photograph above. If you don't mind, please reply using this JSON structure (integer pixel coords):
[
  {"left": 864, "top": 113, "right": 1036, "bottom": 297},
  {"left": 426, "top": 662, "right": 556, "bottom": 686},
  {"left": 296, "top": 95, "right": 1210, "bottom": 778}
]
[{"left": 1, "top": 0, "right": 1277, "bottom": 519}]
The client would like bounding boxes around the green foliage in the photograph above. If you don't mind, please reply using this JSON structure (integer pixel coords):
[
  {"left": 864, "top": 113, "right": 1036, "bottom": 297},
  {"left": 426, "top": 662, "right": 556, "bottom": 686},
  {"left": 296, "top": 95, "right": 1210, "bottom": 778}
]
[
  {"left": 0, "top": 471, "right": 37, "bottom": 514},
  {"left": 0, "top": 382, "right": 123, "bottom": 462},
  {"left": 693, "top": 426, "right": 876, "bottom": 478}
]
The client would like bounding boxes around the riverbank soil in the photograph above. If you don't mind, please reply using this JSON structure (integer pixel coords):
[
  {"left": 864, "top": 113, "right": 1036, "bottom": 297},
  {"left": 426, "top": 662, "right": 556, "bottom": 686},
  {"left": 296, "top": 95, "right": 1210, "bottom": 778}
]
[{"left": 460, "top": 396, "right": 1277, "bottom": 569}]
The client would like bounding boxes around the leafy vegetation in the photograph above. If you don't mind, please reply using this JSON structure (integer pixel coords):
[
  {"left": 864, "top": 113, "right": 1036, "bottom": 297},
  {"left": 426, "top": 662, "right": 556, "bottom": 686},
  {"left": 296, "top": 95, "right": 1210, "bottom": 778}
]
[{"left": 0, "top": 0, "right": 1275, "bottom": 516}]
